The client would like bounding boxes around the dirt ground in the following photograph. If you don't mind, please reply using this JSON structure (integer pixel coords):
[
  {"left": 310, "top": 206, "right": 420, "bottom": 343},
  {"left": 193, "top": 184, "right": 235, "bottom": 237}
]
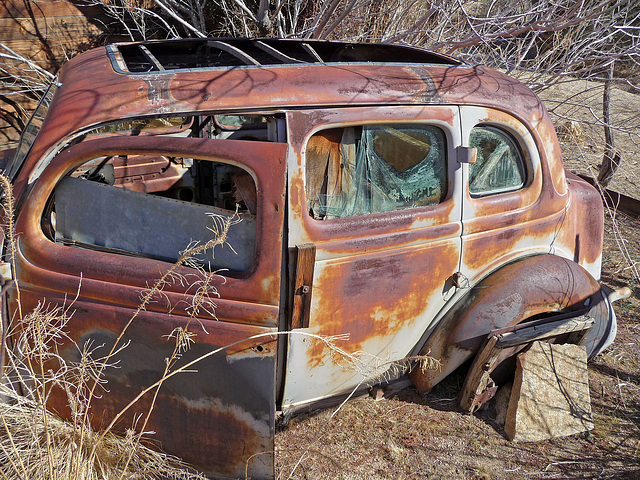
[{"left": 275, "top": 84, "right": 640, "bottom": 479}]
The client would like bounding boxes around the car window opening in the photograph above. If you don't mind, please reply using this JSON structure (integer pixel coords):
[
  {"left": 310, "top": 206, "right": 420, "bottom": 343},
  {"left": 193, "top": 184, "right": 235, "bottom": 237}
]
[
  {"left": 111, "top": 39, "right": 461, "bottom": 73},
  {"left": 45, "top": 154, "right": 257, "bottom": 273},
  {"left": 86, "top": 113, "right": 277, "bottom": 143},
  {"left": 468, "top": 126, "right": 526, "bottom": 196},
  {"left": 306, "top": 125, "right": 447, "bottom": 219}
]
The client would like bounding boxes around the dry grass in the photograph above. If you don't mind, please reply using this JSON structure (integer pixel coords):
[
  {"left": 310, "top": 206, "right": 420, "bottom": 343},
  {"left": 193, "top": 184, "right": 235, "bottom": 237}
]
[
  {"left": 0, "top": 386, "right": 201, "bottom": 480},
  {"left": 0, "top": 173, "right": 219, "bottom": 480}
]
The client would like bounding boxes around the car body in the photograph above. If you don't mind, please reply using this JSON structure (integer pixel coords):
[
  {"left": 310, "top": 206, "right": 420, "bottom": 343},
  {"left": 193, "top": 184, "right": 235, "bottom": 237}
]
[{"left": 0, "top": 38, "right": 620, "bottom": 479}]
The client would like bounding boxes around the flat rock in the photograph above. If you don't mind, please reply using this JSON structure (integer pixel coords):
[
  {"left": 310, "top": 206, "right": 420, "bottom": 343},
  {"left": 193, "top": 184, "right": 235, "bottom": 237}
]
[{"left": 505, "top": 341, "right": 593, "bottom": 442}]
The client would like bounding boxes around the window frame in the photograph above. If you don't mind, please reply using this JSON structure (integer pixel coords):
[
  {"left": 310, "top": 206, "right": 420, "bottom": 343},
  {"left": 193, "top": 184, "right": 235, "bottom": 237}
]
[
  {"left": 459, "top": 106, "right": 543, "bottom": 225},
  {"left": 47, "top": 153, "right": 258, "bottom": 273},
  {"left": 17, "top": 135, "right": 287, "bottom": 306},
  {"left": 303, "top": 121, "right": 453, "bottom": 222},
  {"left": 467, "top": 124, "right": 528, "bottom": 198}
]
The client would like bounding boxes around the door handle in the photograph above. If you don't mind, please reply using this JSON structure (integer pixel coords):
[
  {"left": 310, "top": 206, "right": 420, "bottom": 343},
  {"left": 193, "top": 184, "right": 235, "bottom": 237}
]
[{"left": 457, "top": 146, "right": 477, "bottom": 164}]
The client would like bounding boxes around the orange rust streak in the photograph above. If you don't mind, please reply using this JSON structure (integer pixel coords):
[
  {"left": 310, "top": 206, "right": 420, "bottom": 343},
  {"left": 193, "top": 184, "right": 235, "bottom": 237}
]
[
  {"left": 556, "top": 174, "right": 604, "bottom": 266},
  {"left": 536, "top": 119, "right": 567, "bottom": 195},
  {"left": 465, "top": 167, "right": 543, "bottom": 221},
  {"left": 306, "top": 242, "right": 459, "bottom": 368},
  {"left": 462, "top": 212, "right": 563, "bottom": 273},
  {"left": 47, "top": 388, "right": 265, "bottom": 476}
]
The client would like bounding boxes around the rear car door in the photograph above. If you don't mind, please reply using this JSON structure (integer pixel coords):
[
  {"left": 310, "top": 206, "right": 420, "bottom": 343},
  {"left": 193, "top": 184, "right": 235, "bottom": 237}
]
[
  {"left": 458, "top": 106, "right": 553, "bottom": 281},
  {"left": 9, "top": 135, "right": 287, "bottom": 479},
  {"left": 282, "top": 106, "right": 463, "bottom": 408}
]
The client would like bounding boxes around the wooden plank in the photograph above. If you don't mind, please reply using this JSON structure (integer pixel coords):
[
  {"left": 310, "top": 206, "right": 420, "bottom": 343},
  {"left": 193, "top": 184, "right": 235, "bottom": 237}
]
[
  {"left": 0, "top": 1, "right": 111, "bottom": 152},
  {"left": 496, "top": 316, "right": 594, "bottom": 349},
  {"left": 458, "top": 334, "right": 500, "bottom": 412},
  {"left": 1, "top": 41, "right": 92, "bottom": 64},
  {"left": 458, "top": 314, "right": 595, "bottom": 413},
  {"left": 290, "top": 243, "right": 316, "bottom": 329},
  {"left": 0, "top": 16, "right": 103, "bottom": 42}
]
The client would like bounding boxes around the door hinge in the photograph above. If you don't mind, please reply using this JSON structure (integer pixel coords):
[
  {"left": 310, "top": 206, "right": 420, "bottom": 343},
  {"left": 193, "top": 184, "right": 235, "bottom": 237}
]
[
  {"left": 457, "top": 146, "right": 477, "bottom": 164},
  {"left": 0, "top": 263, "right": 12, "bottom": 284},
  {"left": 290, "top": 243, "right": 316, "bottom": 329}
]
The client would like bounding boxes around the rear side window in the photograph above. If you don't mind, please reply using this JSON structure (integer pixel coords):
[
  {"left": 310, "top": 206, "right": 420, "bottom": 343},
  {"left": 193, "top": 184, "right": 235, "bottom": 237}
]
[
  {"left": 468, "top": 126, "right": 526, "bottom": 196},
  {"left": 44, "top": 154, "right": 256, "bottom": 272},
  {"left": 305, "top": 125, "right": 447, "bottom": 219}
]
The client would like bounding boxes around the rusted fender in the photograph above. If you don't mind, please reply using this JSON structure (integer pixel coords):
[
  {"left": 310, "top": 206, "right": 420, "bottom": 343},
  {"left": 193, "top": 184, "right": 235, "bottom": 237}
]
[{"left": 409, "top": 255, "right": 604, "bottom": 394}]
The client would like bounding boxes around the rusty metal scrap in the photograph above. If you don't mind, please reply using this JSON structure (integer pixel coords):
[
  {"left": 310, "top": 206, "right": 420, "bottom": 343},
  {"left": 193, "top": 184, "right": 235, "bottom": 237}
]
[{"left": 0, "top": 39, "right": 619, "bottom": 479}]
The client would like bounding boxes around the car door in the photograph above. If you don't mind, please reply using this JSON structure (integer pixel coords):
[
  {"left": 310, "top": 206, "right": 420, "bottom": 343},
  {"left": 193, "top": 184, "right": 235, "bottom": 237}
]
[
  {"left": 9, "top": 135, "right": 287, "bottom": 479},
  {"left": 458, "top": 106, "right": 560, "bottom": 282},
  {"left": 282, "top": 106, "right": 463, "bottom": 408}
]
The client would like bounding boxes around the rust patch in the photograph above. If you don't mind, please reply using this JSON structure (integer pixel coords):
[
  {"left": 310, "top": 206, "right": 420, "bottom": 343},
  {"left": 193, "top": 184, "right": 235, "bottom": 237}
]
[
  {"left": 306, "top": 198, "right": 457, "bottom": 242},
  {"left": 47, "top": 386, "right": 268, "bottom": 477},
  {"left": 536, "top": 120, "right": 567, "bottom": 196},
  {"left": 106, "top": 394, "right": 265, "bottom": 476},
  {"left": 462, "top": 227, "right": 521, "bottom": 273},
  {"left": 306, "top": 242, "right": 459, "bottom": 369},
  {"left": 563, "top": 175, "right": 604, "bottom": 266},
  {"left": 19, "top": 289, "right": 277, "bottom": 478},
  {"left": 410, "top": 255, "right": 601, "bottom": 393}
]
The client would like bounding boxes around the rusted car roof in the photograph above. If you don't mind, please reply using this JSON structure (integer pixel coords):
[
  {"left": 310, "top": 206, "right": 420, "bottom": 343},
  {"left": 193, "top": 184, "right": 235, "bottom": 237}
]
[{"left": 17, "top": 38, "right": 559, "bottom": 194}]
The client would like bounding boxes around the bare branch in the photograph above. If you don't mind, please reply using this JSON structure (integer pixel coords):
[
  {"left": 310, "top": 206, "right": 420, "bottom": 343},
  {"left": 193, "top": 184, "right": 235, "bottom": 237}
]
[{"left": 152, "top": 0, "right": 207, "bottom": 37}]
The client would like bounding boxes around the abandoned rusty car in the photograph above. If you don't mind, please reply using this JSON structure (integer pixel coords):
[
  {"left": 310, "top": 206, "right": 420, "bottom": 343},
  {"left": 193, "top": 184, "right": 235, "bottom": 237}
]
[{"left": 0, "top": 38, "right": 626, "bottom": 478}]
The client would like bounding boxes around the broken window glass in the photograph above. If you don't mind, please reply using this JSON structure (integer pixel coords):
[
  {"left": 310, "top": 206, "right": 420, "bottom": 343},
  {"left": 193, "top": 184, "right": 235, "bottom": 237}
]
[
  {"left": 212, "top": 115, "right": 271, "bottom": 141},
  {"left": 306, "top": 125, "right": 447, "bottom": 219},
  {"left": 46, "top": 154, "right": 256, "bottom": 272},
  {"left": 215, "top": 115, "right": 268, "bottom": 130},
  {"left": 468, "top": 126, "right": 525, "bottom": 196}
]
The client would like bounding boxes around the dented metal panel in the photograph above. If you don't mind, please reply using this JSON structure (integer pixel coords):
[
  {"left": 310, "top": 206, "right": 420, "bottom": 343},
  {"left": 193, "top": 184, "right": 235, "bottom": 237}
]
[
  {"left": 10, "top": 291, "right": 277, "bottom": 478},
  {"left": 409, "top": 255, "right": 604, "bottom": 394},
  {"left": 10, "top": 135, "right": 287, "bottom": 479}
]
